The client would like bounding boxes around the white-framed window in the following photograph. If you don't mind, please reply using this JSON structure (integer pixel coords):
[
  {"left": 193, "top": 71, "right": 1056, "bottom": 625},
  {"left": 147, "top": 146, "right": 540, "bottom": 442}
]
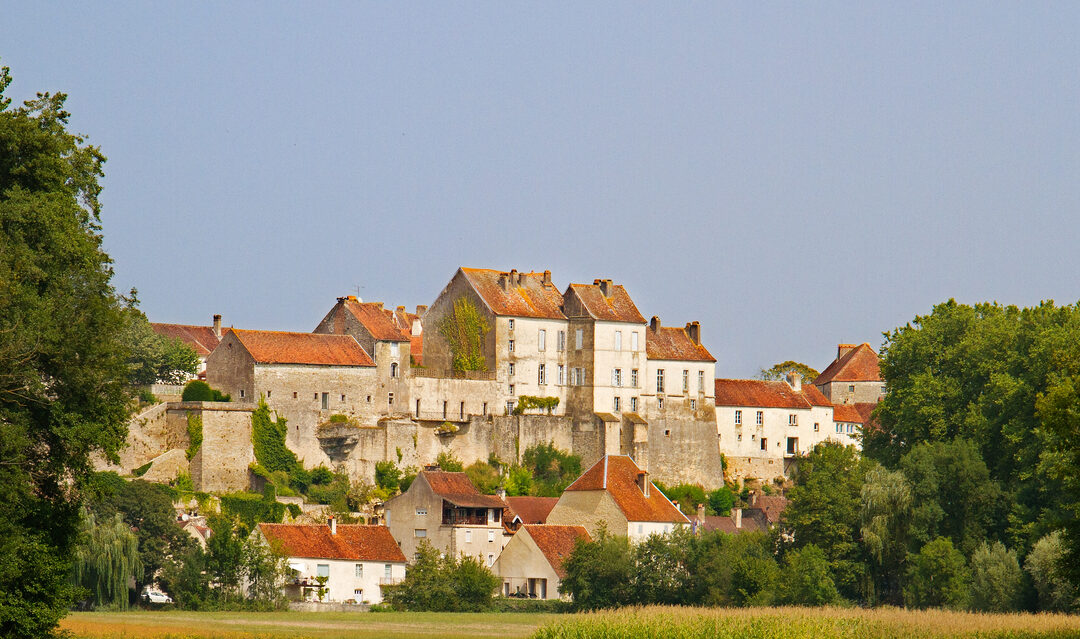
[
  {"left": 836, "top": 423, "right": 843, "bottom": 433},
  {"left": 414, "top": 529, "right": 426, "bottom": 538},
  {"left": 508, "top": 339, "right": 514, "bottom": 352},
  {"left": 558, "top": 364, "right": 565, "bottom": 385},
  {"left": 631, "top": 332, "right": 639, "bottom": 351},
  {"left": 390, "top": 342, "right": 400, "bottom": 356},
  {"left": 488, "top": 530, "right": 495, "bottom": 542},
  {"left": 847, "top": 424, "right": 854, "bottom": 433},
  {"left": 614, "top": 331, "right": 622, "bottom": 351},
  {"left": 538, "top": 364, "right": 546, "bottom": 385},
  {"left": 682, "top": 370, "right": 689, "bottom": 393},
  {"left": 557, "top": 330, "right": 565, "bottom": 351},
  {"left": 465, "top": 530, "right": 472, "bottom": 543},
  {"left": 698, "top": 370, "right": 704, "bottom": 392},
  {"left": 355, "top": 564, "right": 363, "bottom": 578},
  {"left": 612, "top": 368, "right": 622, "bottom": 387},
  {"left": 384, "top": 564, "right": 392, "bottom": 580},
  {"left": 735, "top": 410, "right": 742, "bottom": 425},
  {"left": 631, "top": 368, "right": 638, "bottom": 387},
  {"left": 488, "top": 554, "right": 495, "bottom": 567},
  {"left": 538, "top": 329, "right": 546, "bottom": 351},
  {"left": 630, "top": 397, "right": 638, "bottom": 412},
  {"left": 575, "top": 329, "right": 584, "bottom": 350},
  {"left": 508, "top": 319, "right": 515, "bottom": 331},
  {"left": 690, "top": 399, "right": 696, "bottom": 410},
  {"left": 656, "top": 369, "right": 665, "bottom": 393},
  {"left": 613, "top": 396, "right": 621, "bottom": 411},
  {"left": 317, "top": 564, "right": 330, "bottom": 578},
  {"left": 506, "top": 401, "right": 515, "bottom": 414},
  {"left": 756, "top": 410, "right": 763, "bottom": 425},
  {"left": 571, "top": 367, "right": 586, "bottom": 386},
  {"left": 416, "top": 508, "right": 427, "bottom": 516},
  {"left": 509, "top": 384, "right": 515, "bottom": 396},
  {"left": 789, "top": 414, "right": 797, "bottom": 426},
  {"left": 508, "top": 362, "right": 515, "bottom": 376}
]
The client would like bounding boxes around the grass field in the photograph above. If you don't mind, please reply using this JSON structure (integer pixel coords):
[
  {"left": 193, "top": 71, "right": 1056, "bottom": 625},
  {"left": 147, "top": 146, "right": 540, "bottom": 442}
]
[{"left": 62, "top": 607, "right": 1080, "bottom": 639}]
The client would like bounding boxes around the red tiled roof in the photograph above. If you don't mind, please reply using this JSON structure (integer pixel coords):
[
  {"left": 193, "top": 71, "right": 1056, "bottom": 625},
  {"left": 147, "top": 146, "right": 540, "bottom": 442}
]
[
  {"left": 258, "top": 524, "right": 406, "bottom": 562},
  {"left": 714, "top": 379, "right": 826, "bottom": 409},
  {"left": 230, "top": 329, "right": 374, "bottom": 367},
  {"left": 422, "top": 471, "right": 506, "bottom": 509},
  {"left": 832, "top": 404, "right": 863, "bottom": 423},
  {"left": 461, "top": 268, "right": 566, "bottom": 319},
  {"left": 393, "top": 307, "right": 422, "bottom": 334},
  {"left": 342, "top": 300, "right": 411, "bottom": 342},
  {"left": 814, "top": 343, "right": 881, "bottom": 385},
  {"left": 151, "top": 323, "right": 221, "bottom": 357},
  {"left": 506, "top": 497, "right": 559, "bottom": 524},
  {"left": 523, "top": 525, "right": 590, "bottom": 578},
  {"left": 697, "top": 513, "right": 767, "bottom": 534},
  {"left": 409, "top": 334, "right": 423, "bottom": 365},
  {"left": 566, "top": 456, "right": 689, "bottom": 524},
  {"left": 565, "top": 283, "right": 646, "bottom": 324},
  {"left": 751, "top": 495, "right": 788, "bottom": 524},
  {"left": 646, "top": 326, "right": 715, "bottom": 362}
]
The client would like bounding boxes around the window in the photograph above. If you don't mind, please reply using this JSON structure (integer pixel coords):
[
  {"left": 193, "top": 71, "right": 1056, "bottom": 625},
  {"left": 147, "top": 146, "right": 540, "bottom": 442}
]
[
  {"left": 355, "top": 588, "right": 364, "bottom": 598},
  {"left": 630, "top": 396, "right": 638, "bottom": 412},
  {"left": 388, "top": 392, "right": 394, "bottom": 406},
  {"left": 571, "top": 367, "right": 586, "bottom": 386},
  {"left": 488, "top": 553, "right": 495, "bottom": 567},
  {"left": 508, "top": 339, "right": 514, "bottom": 352},
  {"left": 698, "top": 370, "right": 704, "bottom": 392},
  {"left": 631, "top": 331, "right": 639, "bottom": 351},
  {"left": 317, "top": 564, "right": 330, "bottom": 578},
  {"left": 482, "top": 402, "right": 488, "bottom": 415},
  {"left": 488, "top": 530, "right": 495, "bottom": 542},
  {"left": 315, "top": 392, "right": 319, "bottom": 400},
  {"left": 557, "top": 330, "right": 565, "bottom": 351},
  {"left": 416, "top": 508, "right": 427, "bottom": 516},
  {"left": 614, "top": 331, "right": 622, "bottom": 351},
  {"left": 240, "top": 389, "right": 246, "bottom": 399},
  {"left": 737, "top": 433, "right": 742, "bottom": 441},
  {"left": 760, "top": 438, "right": 767, "bottom": 451},
  {"left": 355, "top": 564, "right": 363, "bottom": 578},
  {"left": 682, "top": 370, "right": 689, "bottom": 393},
  {"left": 538, "top": 364, "right": 546, "bottom": 385},
  {"left": 321, "top": 392, "right": 328, "bottom": 409},
  {"left": 558, "top": 364, "right": 565, "bottom": 385},
  {"left": 836, "top": 423, "right": 843, "bottom": 433},
  {"left": 538, "top": 329, "right": 546, "bottom": 351},
  {"left": 460, "top": 401, "right": 465, "bottom": 419},
  {"left": 266, "top": 390, "right": 271, "bottom": 399},
  {"left": 442, "top": 401, "right": 448, "bottom": 419},
  {"left": 881, "top": 385, "right": 887, "bottom": 394},
  {"left": 690, "top": 399, "right": 697, "bottom": 410},
  {"left": 384, "top": 564, "right": 392, "bottom": 580},
  {"left": 390, "top": 342, "right": 400, "bottom": 356},
  {"left": 293, "top": 391, "right": 297, "bottom": 399},
  {"left": 787, "top": 437, "right": 799, "bottom": 455},
  {"left": 416, "top": 399, "right": 421, "bottom": 418},
  {"left": 414, "top": 529, "right": 426, "bottom": 538},
  {"left": 848, "top": 384, "right": 855, "bottom": 393},
  {"left": 509, "top": 384, "right": 515, "bottom": 396},
  {"left": 788, "top": 414, "right": 797, "bottom": 426},
  {"left": 756, "top": 410, "right": 763, "bottom": 425},
  {"left": 612, "top": 368, "right": 622, "bottom": 387},
  {"left": 814, "top": 422, "right": 820, "bottom": 432},
  {"left": 366, "top": 395, "right": 371, "bottom": 402},
  {"left": 847, "top": 424, "right": 854, "bottom": 434},
  {"left": 508, "top": 319, "right": 514, "bottom": 331},
  {"left": 638, "top": 524, "right": 644, "bottom": 535},
  {"left": 575, "top": 328, "right": 584, "bottom": 350},
  {"left": 658, "top": 397, "right": 664, "bottom": 409},
  {"left": 631, "top": 368, "right": 638, "bottom": 387},
  {"left": 735, "top": 410, "right": 742, "bottom": 425},
  {"left": 390, "top": 362, "right": 398, "bottom": 378},
  {"left": 340, "top": 394, "right": 346, "bottom": 401},
  {"left": 506, "top": 401, "right": 515, "bottom": 414},
  {"left": 656, "top": 369, "right": 665, "bottom": 393},
  {"left": 508, "top": 362, "right": 515, "bottom": 376},
  {"left": 613, "top": 396, "right": 620, "bottom": 411},
  {"left": 465, "top": 530, "right": 472, "bottom": 543}
]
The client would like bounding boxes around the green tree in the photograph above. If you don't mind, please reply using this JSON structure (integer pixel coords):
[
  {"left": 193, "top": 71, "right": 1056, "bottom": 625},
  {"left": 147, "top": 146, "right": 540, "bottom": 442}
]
[
  {"left": 860, "top": 466, "right": 912, "bottom": 605},
  {"left": 707, "top": 486, "right": 736, "bottom": 516},
  {"left": 437, "top": 298, "right": 491, "bottom": 372},
  {"left": 521, "top": 442, "right": 581, "bottom": 496},
  {"left": 781, "top": 442, "right": 874, "bottom": 601},
  {"left": 383, "top": 540, "right": 499, "bottom": 611},
  {"left": 759, "top": 361, "right": 820, "bottom": 384},
  {"left": 503, "top": 465, "right": 534, "bottom": 497},
  {"left": 969, "top": 541, "right": 1023, "bottom": 612},
  {"left": 160, "top": 545, "right": 210, "bottom": 609},
  {"left": 655, "top": 482, "right": 708, "bottom": 516},
  {"left": 903, "top": 537, "right": 970, "bottom": 610},
  {"left": 205, "top": 515, "right": 245, "bottom": 603},
  {"left": 1024, "top": 531, "right": 1079, "bottom": 612},
  {"left": 71, "top": 508, "right": 143, "bottom": 609},
  {"left": 683, "top": 530, "right": 779, "bottom": 607},
  {"left": 0, "top": 63, "right": 137, "bottom": 638},
  {"left": 435, "top": 450, "right": 464, "bottom": 472},
  {"left": 559, "top": 527, "right": 634, "bottom": 609},
  {"left": 375, "top": 460, "right": 403, "bottom": 493},
  {"left": 251, "top": 399, "right": 297, "bottom": 474},
  {"left": 464, "top": 460, "right": 500, "bottom": 494},
  {"left": 777, "top": 544, "right": 841, "bottom": 606},
  {"left": 122, "top": 301, "right": 199, "bottom": 385},
  {"left": 631, "top": 529, "right": 692, "bottom": 605}
]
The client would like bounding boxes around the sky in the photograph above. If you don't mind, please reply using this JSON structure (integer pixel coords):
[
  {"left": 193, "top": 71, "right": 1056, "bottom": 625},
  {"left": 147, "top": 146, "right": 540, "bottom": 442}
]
[{"left": 3, "top": 3, "right": 1079, "bottom": 377}]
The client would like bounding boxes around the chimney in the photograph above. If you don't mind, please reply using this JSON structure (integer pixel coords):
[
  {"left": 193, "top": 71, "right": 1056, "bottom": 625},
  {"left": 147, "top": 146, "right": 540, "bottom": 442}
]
[
  {"left": 735, "top": 508, "right": 742, "bottom": 529},
  {"left": 686, "top": 321, "right": 700, "bottom": 345},
  {"left": 838, "top": 344, "right": 857, "bottom": 359},
  {"left": 396, "top": 305, "right": 405, "bottom": 315},
  {"left": 542, "top": 270, "right": 552, "bottom": 286},
  {"left": 650, "top": 316, "right": 660, "bottom": 332},
  {"left": 499, "top": 273, "right": 509, "bottom": 291},
  {"left": 594, "top": 279, "right": 613, "bottom": 297},
  {"left": 696, "top": 503, "right": 705, "bottom": 523},
  {"left": 328, "top": 516, "right": 336, "bottom": 535},
  {"left": 415, "top": 305, "right": 428, "bottom": 316},
  {"left": 212, "top": 314, "right": 222, "bottom": 339},
  {"left": 786, "top": 370, "right": 802, "bottom": 392},
  {"left": 346, "top": 295, "right": 358, "bottom": 302},
  {"left": 411, "top": 319, "right": 422, "bottom": 336},
  {"left": 636, "top": 471, "right": 650, "bottom": 497},
  {"left": 496, "top": 487, "right": 507, "bottom": 499},
  {"left": 509, "top": 269, "right": 518, "bottom": 286}
]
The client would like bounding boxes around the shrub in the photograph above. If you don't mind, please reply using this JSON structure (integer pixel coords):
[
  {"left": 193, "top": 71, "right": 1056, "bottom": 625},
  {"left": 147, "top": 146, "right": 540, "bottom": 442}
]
[
  {"left": 512, "top": 395, "right": 560, "bottom": 415},
  {"left": 436, "top": 450, "right": 464, "bottom": 472},
  {"left": 250, "top": 399, "right": 298, "bottom": 474},
  {"left": 132, "top": 462, "right": 152, "bottom": 477},
  {"left": 375, "top": 460, "right": 402, "bottom": 492},
  {"left": 384, "top": 540, "right": 499, "bottom": 611},
  {"left": 777, "top": 544, "right": 841, "bottom": 606},
  {"left": 1025, "top": 531, "right": 1079, "bottom": 612},
  {"left": 309, "top": 465, "right": 334, "bottom": 486},
  {"left": 656, "top": 482, "right": 708, "bottom": 516},
  {"left": 138, "top": 389, "right": 158, "bottom": 404},
  {"left": 327, "top": 414, "right": 349, "bottom": 423},
  {"left": 903, "top": 537, "right": 970, "bottom": 609},
  {"left": 465, "top": 460, "right": 501, "bottom": 494},
  {"left": 181, "top": 380, "right": 230, "bottom": 402},
  {"left": 219, "top": 492, "right": 285, "bottom": 530},
  {"left": 185, "top": 413, "right": 203, "bottom": 460},
  {"left": 707, "top": 486, "right": 735, "bottom": 516},
  {"left": 559, "top": 527, "right": 634, "bottom": 609},
  {"left": 970, "top": 541, "right": 1023, "bottom": 612}
]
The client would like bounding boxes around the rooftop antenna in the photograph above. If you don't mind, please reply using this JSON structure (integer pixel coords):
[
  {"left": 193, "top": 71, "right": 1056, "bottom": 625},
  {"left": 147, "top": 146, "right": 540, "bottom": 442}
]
[{"left": 353, "top": 284, "right": 364, "bottom": 303}]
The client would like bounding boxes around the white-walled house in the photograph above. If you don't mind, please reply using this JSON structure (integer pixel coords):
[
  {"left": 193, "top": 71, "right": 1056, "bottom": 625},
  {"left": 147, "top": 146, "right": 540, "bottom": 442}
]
[
  {"left": 256, "top": 521, "right": 406, "bottom": 605},
  {"left": 493, "top": 524, "right": 590, "bottom": 600}
]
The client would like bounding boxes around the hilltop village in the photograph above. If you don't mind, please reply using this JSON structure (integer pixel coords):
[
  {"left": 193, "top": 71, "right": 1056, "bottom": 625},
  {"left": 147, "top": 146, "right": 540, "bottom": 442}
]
[{"left": 116, "top": 266, "right": 883, "bottom": 604}]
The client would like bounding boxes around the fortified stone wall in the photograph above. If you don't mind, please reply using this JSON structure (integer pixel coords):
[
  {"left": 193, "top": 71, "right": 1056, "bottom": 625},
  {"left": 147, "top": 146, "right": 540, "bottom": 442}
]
[
  {"left": 179, "top": 401, "right": 256, "bottom": 493},
  {"left": 644, "top": 416, "right": 725, "bottom": 489}
]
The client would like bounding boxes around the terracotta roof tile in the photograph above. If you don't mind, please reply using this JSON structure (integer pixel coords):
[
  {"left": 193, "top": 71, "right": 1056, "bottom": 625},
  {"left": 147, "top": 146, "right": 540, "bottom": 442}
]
[
  {"left": 461, "top": 268, "right": 566, "bottom": 319},
  {"left": 832, "top": 404, "right": 863, "bottom": 423},
  {"left": 714, "top": 379, "right": 824, "bottom": 409},
  {"left": 523, "top": 525, "right": 590, "bottom": 578},
  {"left": 814, "top": 343, "right": 881, "bottom": 385},
  {"left": 422, "top": 471, "right": 506, "bottom": 509},
  {"left": 505, "top": 497, "right": 559, "bottom": 525},
  {"left": 697, "top": 513, "right": 767, "bottom": 534},
  {"left": 409, "top": 334, "right": 423, "bottom": 366},
  {"left": 258, "top": 524, "right": 406, "bottom": 562},
  {"left": 231, "top": 329, "right": 374, "bottom": 367},
  {"left": 565, "top": 456, "right": 689, "bottom": 524},
  {"left": 750, "top": 495, "right": 788, "bottom": 524},
  {"left": 646, "top": 325, "right": 715, "bottom": 362},
  {"left": 151, "top": 323, "right": 221, "bottom": 357},
  {"left": 342, "top": 300, "right": 411, "bottom": 342},
  {"left": 565, "top": 282, "right": 646, "bottom": 324}
]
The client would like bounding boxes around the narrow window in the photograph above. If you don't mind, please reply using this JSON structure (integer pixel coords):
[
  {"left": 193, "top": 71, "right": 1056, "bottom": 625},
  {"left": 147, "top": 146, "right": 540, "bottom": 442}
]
[
  {"left": 760, "top": 438, "right": 767, "bottom": 451},
  {"left": 509, "top": 362, "right": 515, "bottom": 376},
  {"left": 690, "top": 399, "right": 696, "bottom": 410},
  {"left": 415, "top": 507, "right": 427, "bottom": 516},
  {"left": 614, "top": 331, "right": 622, "bottom": 351},
  {"left": 558, "top": 364, "right": 565, "bottom": 385},
  {"left": 630, "top": 397, "right": 638, "bottom": 412},
  {"left": 390, "top": 342, "right": 399, "bottom": 356},
  {"left": 631, "top": 331, "right": 639, "bottom": 351},
  {"left": 656, "top": 369, "right": 665, "bottom": 393},
  {"left": 575, "top": 329, "right": 583, "bottom": 350},
  {"left": 508, "top": 339, "right": 514, "bottom": 352},
  {"left": 538, "top": 363, "right": 546, "bottom": 385},
  {"left": 355, "top": 564, "right": 363, "bottom": 578},
  {"left": 266, "top": 390, "right": 271, "bottom": 399},
  {"left": 697, "top": 370, "right": 704, "bottom": 392},
  {"left": 682, "top": 370, "right": 689, "bottom": 393},
  {"left": 613, "top": 396, "right": 620, "bottom": 411},
  {"left": 508, "top": 319, "right": 514, "bottom": 331},
  {"left": 735, "top": 410, "right": 742, "bottom": 425},
  {"left": 538, "top": 329, "right": 546, "bottom": 351},
  {"left": 658, "top": 397, "right": 664, "bottom": 410},
  {"left": 460, "top": 401, "right": 465, "bottom": 420},
  {"left": 488, "top": 554, "right": 495, "bottom": 567},
  {"left": 390, "top": 362, "right": 398, "bottom": 378},
  {"left": 631, "top": 369, "right": 638, "bottom": 387},
  {"left": 293, "top": 391, "right": 297, "bottom": 399},
  {"left": 321, "top": 392, "right": 328, "bottom": 409},
  {"left": 442, "top": 401, "right": 447, "bottom": 419},
  {"left": 416, "top": 399, "right": 421, "bottom": 418},
  {"left": 557, "top": 330, "right": 565, "bottom": 351},
  {"left": 482, "top": 402, "right": 487, "bottom": 415},
  {"left": 465, "top": 530, "right": 472, "bottom": 543},
  {"left": 814, "top": 422, "right": 820, "bottom": 432},
  {"left": 756, "top": 410, "right": 763, "bottom": 425},
  {"left": 384, "top": 564, "right": 392, "bottom": 580},
  {"left": 506, "top": 401, "right": 515, "bottom": 414},
  {"left": 612, "top": 368, "right": 622, "bottom": 387},
  {"left": 789, "top": 414, "right": 797, "bottom": 426},
  {"left": 488, "top": 530, "right": 495, "bottom": 542},
  {"left": 509, "top": 384, "right": 515, "bottom": 395},
  {"left": 240, "top": 389, "right": 246, "bottom": 399},
  {"left": 340, "top": 394, "right": 346, "bottom": 401},
  {"left": 387, "top": 392, "right": 394, "bottom": 406}
]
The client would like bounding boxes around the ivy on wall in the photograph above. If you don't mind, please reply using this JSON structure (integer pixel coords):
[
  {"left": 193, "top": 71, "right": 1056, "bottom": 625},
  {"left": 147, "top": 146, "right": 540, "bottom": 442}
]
[
  {"left": 437, "top": 297, "right": 491, "bottom": 372},
  {"left": 185, "top": 413, "right": 203, "bottom": 460},
  {"left": 251, "top": 398, "right": 298, "bottom": 474},
  {"left": 512, "top": 396, "right": 560, "bottom": 415}
]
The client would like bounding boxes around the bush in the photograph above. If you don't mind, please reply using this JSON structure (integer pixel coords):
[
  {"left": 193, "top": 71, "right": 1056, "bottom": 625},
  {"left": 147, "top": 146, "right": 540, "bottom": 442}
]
[
  {"left": 558, "top": 527, "right": 633, "bottom": 609},
  {"left": 655, "top": 482, "right": 708, "bottom": 516},
  {"left": 181, "top": 380, "right": 230, "bottom": 402},
  {"left": 219, "top": 492, "right": 285, "bottom": 530},
  {"left": 138, "top": 389, "right": 158, "bottom": 404},
  {"left": 132, "top": 462, "right": 152, "bottom": 477},
  {"left": 777, "top": 544, "right": 841, "bottom": 606},
  {"left": 309, "top": 465, "right": 334, "bottom": 486},
  {"left": 327, "top": 414, "right": 349, "bottom": 423},
  {"left": 707, "top": 486, "right": 735, "bottom": 516},
  {"left": 375, "top": 460, "right": 402, "bottom": 492},
  {"left": 903, "top": 537, "right": 970, "bottom": 609},
  {"left": 384, "top": 541, "right": 499, "bottom": 611},
  {"left": 1025, "top": 531, "right": 1079, "bottom": 612},
  {"left": 465, "top": 460, "right": 501, "bottom": 494},
  {"left": 970, "top": 541, "right": 1023, "bottom": 612},
  {"left": 436, "top": 450, "right": 464, "bottom": 472}
]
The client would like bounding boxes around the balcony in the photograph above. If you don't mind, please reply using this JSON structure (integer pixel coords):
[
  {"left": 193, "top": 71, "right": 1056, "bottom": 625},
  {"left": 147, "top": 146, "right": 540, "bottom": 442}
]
[{"left": 379, "top": 577, "right": 403, "bottom": 586}]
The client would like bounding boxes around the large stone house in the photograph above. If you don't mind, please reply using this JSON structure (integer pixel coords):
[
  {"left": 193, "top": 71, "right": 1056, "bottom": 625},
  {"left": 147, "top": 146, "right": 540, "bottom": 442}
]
[
  {"left": 493, "top": 524, "right": 590, "bottom": 600},
  {"left": 814, "top": 343, "right": 885, "bottom": 405},
  {"left": 151, "top": 314, "right": 225, "bottom": 377},
  {"left": 383, "top": 470, "right": 508, "bottom": 566},
  {"left": 546, "top": 455, "right": 689, "bottom": 542},
  {"left": 256, "top": 520, "right": 406, "bottom": 604}
]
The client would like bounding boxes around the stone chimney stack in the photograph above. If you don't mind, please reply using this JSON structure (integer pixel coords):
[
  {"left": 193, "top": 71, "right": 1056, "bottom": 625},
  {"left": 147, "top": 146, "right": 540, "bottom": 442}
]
[
  {"left": 415, "top": 304, "right": 428, "bottom": 316},
  {"left": 650, "top": 316, "right": 661, "bottom": 332},
  {"left": 838, "top": 344, "right": 857, "bottom": 359},
  {"left": 696, "top": 503, "right": 705, "bottom": 523},
  {"left": 212, "top": 314, "right": 222, "bottom": 339},
  {"left": 329, "top": 515, "right": 336, "bottom": 535},
  {"left": 509, "top": 269, "right": 519, "bottom": 286},
  {"left": 686, "top": 321, "right": 700, "bottom": 345},
  {"left": 735, "top": 508, "right": 742, "bottom": 529},
  {"left": 499, "top": 273, "right": 509, "bottom": 291},
  {"left": 786, "top": 370, "right": 802, "bottom": 392},
  {"left": 542, "top": 270, "right": 552, "bottom": 286},
  {"left": 593, "top": 278, "right": 613, "bottom": 297}
]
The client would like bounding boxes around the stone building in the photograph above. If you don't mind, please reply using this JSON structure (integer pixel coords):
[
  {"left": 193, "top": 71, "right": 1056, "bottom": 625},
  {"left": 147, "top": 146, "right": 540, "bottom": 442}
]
[
  {"left": 383, "top": 470, "right": 508, "bottom": 566},
  {"left": 814, "top": 343, "right": 885, "bottom": 405},
  {"left": 545, "top": 455, "right": 689, "bottom": 542},
  {"left": 151, "top": 314, "right": 225, "bottom": 376},
  {"left": 493, "top": 524, "right": 590, "bottom": 599},
  {"left": 393, "top": 305, "right": 426, "bottom": 367}
]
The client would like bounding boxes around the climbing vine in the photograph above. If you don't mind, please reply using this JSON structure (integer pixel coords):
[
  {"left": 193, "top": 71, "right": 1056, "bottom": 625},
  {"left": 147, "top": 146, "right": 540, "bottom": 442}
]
[
  {"left": 512, "top": 396, "right": 560, "bottom": 415},
  {"left": 437, "top": 297, "right": 491, "bottom": 372},
  {"left": 185, "top": 412, "right": 203, "bottom": 460},
  {"left": 251, "top": 398, "right": 298, "bottom": 474}
]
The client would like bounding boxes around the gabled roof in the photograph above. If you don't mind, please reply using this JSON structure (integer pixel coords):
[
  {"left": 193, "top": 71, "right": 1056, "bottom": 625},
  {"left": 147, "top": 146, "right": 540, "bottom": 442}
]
[
  {"left": 460, "top": 268, "right": 566, "bottom": 319},
  {"left": 646, "top": 326, "right": 715, "bottom": 362},
  {"left": 749, "top": 495, "right": 788, "bottom": 524},
  {"left": 258, "top": 524, "right": 406, "bottom": 562},
  {"left": 814, "top": 343, "right": 881, "bottom": 385},
  {"left": 151, "top": 323, "right": 221, "bottom": 357},
  {"left": 505, "top": 497, "right": 559, "bottom": 525},
  {"left": 833, "top": 402, "right": 877, "bottom": 424},
  {"left": 340, "top": 299, "right": 411, "bottom": 342},
  {"left": 523, "top": 525, "right": 590, "bottom": 578},
  {"left": 713, "top": 379, "right": 827, "bottom": 409},
  {"left": 565, "top": 282, "right": 645, "bottom": 324},
  {"left": 565, "top": 455, "right": 689, "bottom": 524},
  {"left": 421, "top": 471, "right": 506, "bottom": 509},
  {"left": 230, "top": 329, "right": 374, "bottom": 367}
]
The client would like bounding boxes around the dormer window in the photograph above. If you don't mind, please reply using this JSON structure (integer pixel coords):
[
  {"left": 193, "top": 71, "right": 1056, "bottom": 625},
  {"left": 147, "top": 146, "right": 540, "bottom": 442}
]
[{"left": 636, "top": 471, "right": 650, "bottom": 497}]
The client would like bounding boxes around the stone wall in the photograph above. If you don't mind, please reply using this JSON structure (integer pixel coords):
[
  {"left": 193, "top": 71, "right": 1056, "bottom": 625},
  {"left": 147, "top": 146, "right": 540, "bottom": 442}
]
[
  {"left": 176, "top": 401, "right": 256, "bottom": 493},
  {"left": 644, "top": 416, "right": 725, "bottom": 489}
]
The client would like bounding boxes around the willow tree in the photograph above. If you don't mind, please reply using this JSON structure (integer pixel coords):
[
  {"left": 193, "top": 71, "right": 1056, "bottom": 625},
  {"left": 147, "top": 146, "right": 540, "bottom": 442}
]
[
  {"left": 72, "top": 509, "right": 143, "bottom": 609},
  {"left": 437, "top": 298, "right": 491, "bottom": 372}
]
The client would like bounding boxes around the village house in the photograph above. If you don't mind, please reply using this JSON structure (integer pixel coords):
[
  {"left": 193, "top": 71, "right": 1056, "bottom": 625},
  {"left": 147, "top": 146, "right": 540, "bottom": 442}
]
[
  {"left": 493, "top": 524, "right": 590, "bottom": 600},
  {"left": 545, "top": 455, "right": 689, "bottom": 541},
  {"left": 832, "top": 402, "right": 876, "bottom": 441},
  {"left": 503, "top": 496, "right": 559, "bottom": 530},
  {"left": 256, "top": 520, "right": 406, "bottom": 604},
  {"left": 150, "top": 314, "right": 225, "bottom": 377},
  {"left": 691, "top": 491, "right": 788, "bottom": 535},
  {"left": 814, "top": 343, "right": 885, "bottom": 405},
  {"left": 383, "top": 470, "right": 508, "bottom": 566},
  {"left": 393, "top": 304, "right": 426, "bottom": 367}
]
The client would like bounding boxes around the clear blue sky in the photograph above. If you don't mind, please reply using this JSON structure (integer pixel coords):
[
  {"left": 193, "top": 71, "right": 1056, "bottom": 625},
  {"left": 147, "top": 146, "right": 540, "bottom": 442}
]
[{"left": 4, "top": 3, "right": 1079, "bottom": 376}]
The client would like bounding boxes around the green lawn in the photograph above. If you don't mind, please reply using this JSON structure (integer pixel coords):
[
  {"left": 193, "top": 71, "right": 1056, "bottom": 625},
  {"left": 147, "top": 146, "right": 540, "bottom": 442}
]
[{"left": 62, "top": 610, "right": 558, "bottom": 639}]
